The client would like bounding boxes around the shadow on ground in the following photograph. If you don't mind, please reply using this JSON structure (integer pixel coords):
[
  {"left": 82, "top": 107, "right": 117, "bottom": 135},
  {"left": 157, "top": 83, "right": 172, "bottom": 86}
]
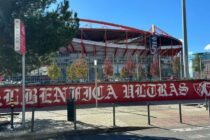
[
  {"left": 50, "top": 132, "right": 183, "bottom": 140},
  {"left": 0, "top": 118, "right": 156, "bottom": 140}
]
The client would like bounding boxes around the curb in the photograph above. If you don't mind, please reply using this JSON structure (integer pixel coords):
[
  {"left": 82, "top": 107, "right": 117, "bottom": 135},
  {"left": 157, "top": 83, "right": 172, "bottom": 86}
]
[{"left": 1, "top": 126, "right": 155, "bottom": 140}]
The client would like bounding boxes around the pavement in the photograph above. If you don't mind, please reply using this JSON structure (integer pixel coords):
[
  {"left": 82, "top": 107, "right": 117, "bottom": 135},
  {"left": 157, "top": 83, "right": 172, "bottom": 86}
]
[{"left": 0, "top": 103, "right": 210, "bottom": 139}]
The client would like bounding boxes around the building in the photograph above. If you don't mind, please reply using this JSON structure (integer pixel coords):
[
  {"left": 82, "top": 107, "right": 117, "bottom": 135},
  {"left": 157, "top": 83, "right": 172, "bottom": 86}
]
[
  {"left": 191, "top": 52, "right": 210, "bottom": 79},
  {"left": 5, "top": 19, "right": 183, "bottom": 84},
  {"left": 56, "top": 19, "right": 183, "bottom": 82}
]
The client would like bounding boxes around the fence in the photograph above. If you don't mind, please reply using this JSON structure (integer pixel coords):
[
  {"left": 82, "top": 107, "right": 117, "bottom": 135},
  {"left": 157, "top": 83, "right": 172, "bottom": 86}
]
[{"left": 1, "top": 54, "right": 184, "bottom": 85}]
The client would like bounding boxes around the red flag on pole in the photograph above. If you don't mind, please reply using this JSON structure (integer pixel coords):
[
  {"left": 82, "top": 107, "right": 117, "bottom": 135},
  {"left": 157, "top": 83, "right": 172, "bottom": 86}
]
[{"left": 14, "top": 19, "right": 26, "bottom": 55}]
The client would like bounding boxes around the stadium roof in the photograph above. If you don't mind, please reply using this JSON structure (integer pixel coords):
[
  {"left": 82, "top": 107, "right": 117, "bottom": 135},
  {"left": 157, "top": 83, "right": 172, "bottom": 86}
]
[{"left": 59, "top": 19, "right": 182, "bottom": 57}]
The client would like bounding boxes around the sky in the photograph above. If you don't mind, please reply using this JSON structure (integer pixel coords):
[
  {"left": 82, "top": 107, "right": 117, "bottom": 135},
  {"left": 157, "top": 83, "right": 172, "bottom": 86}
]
[{"left": 69, "top": 0, "right": 210, "bottom": 54}]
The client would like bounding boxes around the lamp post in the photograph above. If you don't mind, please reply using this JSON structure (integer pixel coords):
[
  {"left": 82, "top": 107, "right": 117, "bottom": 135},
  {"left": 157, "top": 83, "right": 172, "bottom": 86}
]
[
  {"left": 14, "top": 19, "right": 26, "bottom": 127},
  {"left": 182, "top": 0, "right": 189, "bottom": 78},
  {"left": 94, "top": 59, "right": 98, "bottom": 107}
]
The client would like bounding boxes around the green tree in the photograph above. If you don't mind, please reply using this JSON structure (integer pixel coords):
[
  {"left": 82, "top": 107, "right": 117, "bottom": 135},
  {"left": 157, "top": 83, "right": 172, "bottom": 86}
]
[
  {"left": 0, "top": 47, "right": 21, "bottom": 75},
  {"left": 120, "top": 67, "right": 128, "bottom": 78},
  {"left": 67, "top": 58, "right": 88, "bottom": 80},
  {"left": 47, "top": 63, "right": 61, "bottom": 80},
  {"left": 66, "top": 63, "right": 77, "bottom": 81},
  {"left": 74, "top": 58, "right": 88, "bottom": 79},
  {"left": 0, "top": 0, "right": 79, "bottom": 75}
]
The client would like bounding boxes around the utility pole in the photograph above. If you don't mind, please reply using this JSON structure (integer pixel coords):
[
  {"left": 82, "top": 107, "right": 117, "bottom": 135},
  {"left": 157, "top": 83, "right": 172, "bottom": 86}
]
[
  {"left": 94, "top": 59, "right": 98, "bottom": 107},
  {"left": 182, "top": 0, "right": 189, "bottom": 78}
]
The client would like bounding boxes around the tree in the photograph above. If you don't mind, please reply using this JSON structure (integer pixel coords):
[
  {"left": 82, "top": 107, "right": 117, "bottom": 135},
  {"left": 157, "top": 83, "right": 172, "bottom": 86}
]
[
  {"left": 47, "top": 63, "right": 61, "bottom": 80},
  {"left": 74, "top": 58, "right": 88, "bottom": 79},
  {"left": 66, "top": 63, "right": 77, "bottom": 81},
  {"left": 0, "top": 46, "right": 21, "bottom": 75},
  {"left": 102, "top": 57, "right": 113, "bottom": 78},
  {"left": 0, "top": 0, "right": 79, "bottom": 75},
  {"left": 67, "top": 58, "right": 88, "bottom": 80},
  {"left": 120, "top": 67, "right": 128, "bottom": 78},
  {"left": 124, "top": 59, "right": 136, "bottom": 76}
]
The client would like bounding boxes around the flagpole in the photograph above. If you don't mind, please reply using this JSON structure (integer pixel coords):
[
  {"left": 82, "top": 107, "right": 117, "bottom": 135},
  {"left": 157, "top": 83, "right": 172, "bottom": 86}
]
[
  {"left": 14, "top": 19, "right": 26, "bottom": 127},
  {"left": 22, "top": 54, "right": 25, "bottom": 127}
]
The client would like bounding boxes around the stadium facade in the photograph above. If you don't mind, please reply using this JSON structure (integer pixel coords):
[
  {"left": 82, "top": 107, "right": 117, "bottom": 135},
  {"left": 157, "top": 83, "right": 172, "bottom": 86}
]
[
  {"left": 56, "top": 19, "right": 183, "bottom": 82},
  {"left": 4, "top": 19, "right": 183, "bottom": 84}
]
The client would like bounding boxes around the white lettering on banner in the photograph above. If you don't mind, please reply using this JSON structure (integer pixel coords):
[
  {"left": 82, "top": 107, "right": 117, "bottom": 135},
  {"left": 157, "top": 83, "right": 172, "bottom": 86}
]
[
  {"left": 130, "top": 83, "right": 188, "bottom": 98},
  {"left": 74, "top": 87, "right": 81, "bottom": 100},
  {"left": 179, "top": 83, "right": 188, "bottom": 96},
  {"left": 105, "top": 85, "right": 117, "bottom": 99},
  {"left": 98, "top": 86, "right": 104, "bottom": 100},
  {"left": 0, "top": 82, "right": 191, "bottom": 107},
  {"left": 122, "top": 85, "right": 127, "bottom": 98},
  {"left": 128, "top": 85, "right": 134, "bottom": 98},
  {"left": 92, "top": 86, "right": 97, "bottom": 99},
  {"left": 92, "top": 86, "right": 105, "bottom": 100},
  {"left": 54, "top": 87, "right": 67, "bottom": 103},
  {"left": 39, "top": 88, "right": 52, "bottom": 103},
  {"left": 69, "top": 87, "right": 75, "bottom": 98},
  {"left": 135, "top": 84, "right": 146, "bottom": 97},
  {"left": 3, "top": 89, "right": 19, "bottom": 105},
  {"left": 82, "top": 86, "right": 92, "bottom": 101},
  {"left": 169, "top": 83, "right": 179, "bottom": 96},
  {"left": 147, "top": 84, "right": 157, "bottom": 98},
  {"left": 123, "top": 84, "right": 134, "bottom": 99},
  {"left": 97, "top": 85, "right": 105, "bottom": 100},
  {"left": 157, "top": 84, "right": 168, "bottom": 97},
  {"left": 25, "top": 88, "right": 38, "bottom": 104}
]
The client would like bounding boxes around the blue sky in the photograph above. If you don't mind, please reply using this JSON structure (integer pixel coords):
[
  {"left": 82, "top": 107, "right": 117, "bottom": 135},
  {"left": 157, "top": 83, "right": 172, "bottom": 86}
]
[{"left": 70, "top": 0, "right": 210, "bottom": 54}]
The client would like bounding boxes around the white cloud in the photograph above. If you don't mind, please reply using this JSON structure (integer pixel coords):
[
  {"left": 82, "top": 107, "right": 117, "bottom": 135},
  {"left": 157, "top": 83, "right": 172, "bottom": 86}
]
[
  {"left": 204, "top": 44, "right": 210, "bottom": 51},
  {"left": 188, "top": 51, "right": 193, "bottom": 55},
  {"left": 179, "top": 39, "right": 184, "bottom": 43}
]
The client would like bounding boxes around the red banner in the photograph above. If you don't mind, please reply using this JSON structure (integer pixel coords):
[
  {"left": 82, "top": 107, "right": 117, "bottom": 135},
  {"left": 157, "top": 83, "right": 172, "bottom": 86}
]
[
  {"left": 14, "top": 19, "right": 26, "bottom": 55},
  {"left": 0, "top": 80, "right": 209, "bottom": 108},
  {"left": 20, "top": 20, "right": 26, "bottom": 55}
]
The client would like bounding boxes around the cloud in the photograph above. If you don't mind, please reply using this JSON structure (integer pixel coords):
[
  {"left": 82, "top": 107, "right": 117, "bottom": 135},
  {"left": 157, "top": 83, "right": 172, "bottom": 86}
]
[
  {"left": 179, "top": 39, "right": 184, "bottom": 43},
  {"left": 188, "top": 51, "right": 193, "bottom": 55},
  {"left": 204, "top": 44, "right": 210, "bottom": 51}
]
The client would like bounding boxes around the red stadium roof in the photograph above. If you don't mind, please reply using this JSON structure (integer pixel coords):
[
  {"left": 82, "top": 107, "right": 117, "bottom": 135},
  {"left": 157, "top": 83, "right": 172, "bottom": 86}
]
[{"left": 60, "top": 19, "right": 182, "bottom": 57}]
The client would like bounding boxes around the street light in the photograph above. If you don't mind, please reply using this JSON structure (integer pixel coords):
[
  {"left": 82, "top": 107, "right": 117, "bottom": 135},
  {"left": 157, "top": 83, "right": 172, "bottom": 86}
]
[
  {"left": 182, "top": 0, "right": 189, "bottom": 78},
  {"left": 94, "top": 59, "right": 98, "bottom": 107}
]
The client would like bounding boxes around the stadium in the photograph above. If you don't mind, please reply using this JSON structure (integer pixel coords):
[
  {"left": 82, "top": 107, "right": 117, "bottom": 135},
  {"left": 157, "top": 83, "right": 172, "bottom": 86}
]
[
  {"left": 5, "top": 19, "right": 183, "bottom": 84},
  {"left": 56, "top": 19, "right": 183, "bottom": 82}
]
